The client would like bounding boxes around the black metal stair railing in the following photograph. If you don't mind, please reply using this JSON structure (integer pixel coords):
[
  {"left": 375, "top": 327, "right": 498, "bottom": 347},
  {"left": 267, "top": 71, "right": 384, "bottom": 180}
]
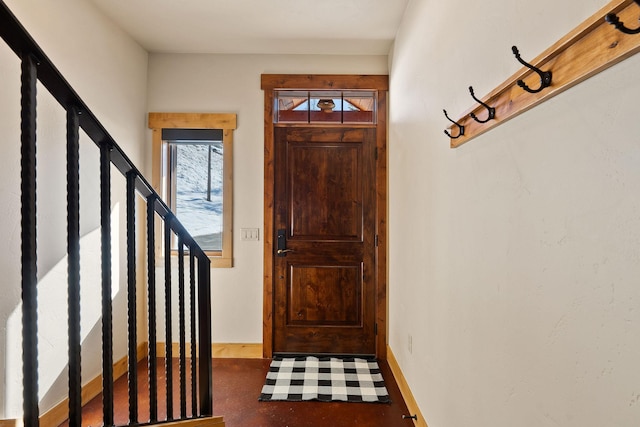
[{"left": 0, "top": 2, "right": 213, "bottom": 427}]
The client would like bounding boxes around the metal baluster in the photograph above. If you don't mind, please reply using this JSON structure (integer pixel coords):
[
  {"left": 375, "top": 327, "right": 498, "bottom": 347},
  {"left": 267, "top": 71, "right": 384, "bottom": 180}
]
[
  {"left": 21, "top": 52, "right": 39, "bottom": 427},
  {"left": 147, "top": 195, "right": 158, "bottom": 423},
  {"left": 197, "top": 256, "right": 212, "bottom": 416},
  {"left": 100, "top": 141, "right": 114, "bottom": 427},
  {"left": 126, "top": 171, "right": 138, "bottom": 424},
  {"left": 4, "top": 5, "right": 220, "bottom": 425},
  {"left": 178, "top": 237, "right": 187, "bottom": 418},
  {"left": 66, "top": 107, "right": 81, "bottom": 427},
  {"left": 164, "top": 220, "right": 173, "bottom": 420},
  {"left": 189, "top": 250, "right": 198, "bottom": 415}
]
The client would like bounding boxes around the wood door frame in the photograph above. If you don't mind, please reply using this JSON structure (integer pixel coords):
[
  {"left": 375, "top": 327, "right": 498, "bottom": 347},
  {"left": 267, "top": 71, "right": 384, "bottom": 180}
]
[{"left": 261, "top": 74, "right": 389, "bottom": 359}]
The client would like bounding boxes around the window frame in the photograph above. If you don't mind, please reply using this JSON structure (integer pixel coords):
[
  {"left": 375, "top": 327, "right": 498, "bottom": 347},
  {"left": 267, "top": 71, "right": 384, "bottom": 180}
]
[{"left": 148, "top": 112, "right": 236, "bottom": 268}]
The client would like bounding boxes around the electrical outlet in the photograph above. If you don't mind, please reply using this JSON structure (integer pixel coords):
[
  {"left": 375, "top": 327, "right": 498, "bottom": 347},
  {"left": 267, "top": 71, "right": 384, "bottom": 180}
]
[
  {"left": 240, "top": 228, "right": 260, "bottom": 241},
  {"left": 408, "top": 334, "right": 413, "bottom": 354}
]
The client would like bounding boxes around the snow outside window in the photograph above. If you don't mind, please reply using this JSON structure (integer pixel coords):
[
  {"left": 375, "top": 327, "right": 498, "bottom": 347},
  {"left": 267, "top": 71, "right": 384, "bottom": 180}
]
[{"left": 170, "top": 141, "right": 223, "bottom": 252}]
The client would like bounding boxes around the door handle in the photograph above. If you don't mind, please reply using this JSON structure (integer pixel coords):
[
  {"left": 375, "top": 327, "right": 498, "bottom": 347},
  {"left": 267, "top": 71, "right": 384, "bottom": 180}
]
[{"left": 276, "top": 229, "right": 292, "bottom": 257}]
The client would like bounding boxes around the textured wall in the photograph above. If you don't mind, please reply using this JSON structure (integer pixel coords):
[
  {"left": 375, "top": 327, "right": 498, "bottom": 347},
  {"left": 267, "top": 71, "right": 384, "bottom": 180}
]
[{"left": 388, "top": 0, "right": 640, "bottom": 425}]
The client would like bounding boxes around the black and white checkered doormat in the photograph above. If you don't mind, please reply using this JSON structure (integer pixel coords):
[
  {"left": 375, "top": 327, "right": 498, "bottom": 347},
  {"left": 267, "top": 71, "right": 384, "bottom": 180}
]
[{"left": 258, "top": 356, "right": 390, "bottom": 403}]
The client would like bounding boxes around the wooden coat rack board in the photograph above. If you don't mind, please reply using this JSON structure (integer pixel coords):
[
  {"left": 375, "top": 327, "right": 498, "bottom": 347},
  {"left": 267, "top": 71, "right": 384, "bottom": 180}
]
[{"left": 447, "top": 0, "right": 640, "bottom": 148}]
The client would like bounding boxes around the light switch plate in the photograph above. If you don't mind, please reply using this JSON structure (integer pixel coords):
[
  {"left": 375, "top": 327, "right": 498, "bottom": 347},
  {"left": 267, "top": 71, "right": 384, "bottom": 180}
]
[{"left": 240, "top": 228, "right": 260, "bottom": 241}]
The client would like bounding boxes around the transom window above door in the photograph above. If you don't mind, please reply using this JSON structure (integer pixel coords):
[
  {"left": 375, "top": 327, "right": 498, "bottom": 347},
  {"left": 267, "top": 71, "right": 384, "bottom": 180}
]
[{"left": 274, "top": 90, "right": 377, "bottom": 124}]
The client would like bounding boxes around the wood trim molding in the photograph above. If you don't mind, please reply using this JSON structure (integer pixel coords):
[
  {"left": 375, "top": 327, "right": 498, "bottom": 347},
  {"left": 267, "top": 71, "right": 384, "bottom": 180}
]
[
  {"left": 212, "top": 343, "right": 262, "bottom": 359},
  {"left": 39, "top": 343, "right": 148, "bottom": 427},
  {"left": 261, "top": 74, "right": 389, "bottom": 91},
  {"left": 148, "top": 112, "right": 237, "bottom": 130},
  {"left": 156, "top": 342, "right": 263, "bottom": 359},
  {"left": 216, "top": 128, "right": 234, "bottom": 268},
  {"left": 262, "top": 87, "right": 276, "bottom": 358},
  {"left": 261, "top": 74, "right": 389, "bottom": 358},
  {"left": 387, "top": 346, "right": 428, "bottom": 427},
  {"left": 375, "top": 90, "right": 388, "bottom": 360},
  {"left": 449, "top": 0, "right": 640, "bottom": 147}
]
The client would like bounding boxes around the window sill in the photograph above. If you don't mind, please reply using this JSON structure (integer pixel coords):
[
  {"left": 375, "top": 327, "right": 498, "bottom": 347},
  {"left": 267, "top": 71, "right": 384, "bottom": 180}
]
[{"left": 209, "top": 257, "right": 232, "bottom": 268}]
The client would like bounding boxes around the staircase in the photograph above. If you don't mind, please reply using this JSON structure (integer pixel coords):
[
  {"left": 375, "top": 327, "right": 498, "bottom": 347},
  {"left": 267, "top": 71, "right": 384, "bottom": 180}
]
[{"left": 0, "top": 1, "right": 219, "bottom": 426}]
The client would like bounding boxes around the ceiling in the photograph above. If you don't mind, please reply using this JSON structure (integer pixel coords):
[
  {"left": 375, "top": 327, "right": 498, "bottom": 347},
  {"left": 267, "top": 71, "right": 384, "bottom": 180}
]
[{"left": 87, "top": 0, "right": 410, "bottom": 55}]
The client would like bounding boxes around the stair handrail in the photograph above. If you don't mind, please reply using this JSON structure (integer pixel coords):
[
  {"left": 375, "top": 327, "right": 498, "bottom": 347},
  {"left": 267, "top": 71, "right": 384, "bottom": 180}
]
[{"left": 0, "top": 1, "right": 213, "bottom": 426}]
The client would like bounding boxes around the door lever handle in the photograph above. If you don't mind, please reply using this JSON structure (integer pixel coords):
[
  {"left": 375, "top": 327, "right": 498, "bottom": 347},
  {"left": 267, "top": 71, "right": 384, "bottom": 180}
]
[{"left": 276, "top": 229, "right": 293, "bottom": 257}]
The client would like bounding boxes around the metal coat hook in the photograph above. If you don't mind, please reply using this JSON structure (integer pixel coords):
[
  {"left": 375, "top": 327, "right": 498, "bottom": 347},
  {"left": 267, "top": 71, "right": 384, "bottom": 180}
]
[
  {"left": 443, "top": 109, "right": 464, "bottom": 139},
  {"left": 605, "top": 0, "right": 640, "bottom": 34},
  {"left": 468, "top": 86, "right": 495, "bottom": 123},
  {"left": 511, "top": 46, "right": 552, "bottom": 93}
]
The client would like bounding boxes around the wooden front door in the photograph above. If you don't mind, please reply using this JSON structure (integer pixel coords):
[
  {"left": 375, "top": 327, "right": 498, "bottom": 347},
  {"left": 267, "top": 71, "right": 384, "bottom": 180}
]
[{"left": 273, "top": 126, "right": 377, "bottom": 355}]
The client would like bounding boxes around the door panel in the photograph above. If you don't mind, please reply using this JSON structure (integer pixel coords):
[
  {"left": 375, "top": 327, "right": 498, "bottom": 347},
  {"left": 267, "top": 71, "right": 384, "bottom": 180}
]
[
  {"left": 289, "top": 143, "right": 362, "bottom": 240},
  {"left": 287, "top": 264, "right": 362, "bottom": 326},
  {"left": 274, "top": 127, "right": 376, "bottom": 355}
]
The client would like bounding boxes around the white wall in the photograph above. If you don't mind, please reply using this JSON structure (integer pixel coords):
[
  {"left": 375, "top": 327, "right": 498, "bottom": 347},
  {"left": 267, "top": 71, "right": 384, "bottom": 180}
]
[
  {"left": 388, "top": 0, "right": 640, "bottom": 426},
  {"left": 0, "top": 0, "right": 148, "bottom": 417},
  {"left": 147, "top": 53, "right": 388, "bottom": 344}
]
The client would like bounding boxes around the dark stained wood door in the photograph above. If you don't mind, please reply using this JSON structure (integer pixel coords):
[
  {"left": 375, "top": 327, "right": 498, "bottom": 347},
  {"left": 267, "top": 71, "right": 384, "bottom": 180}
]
[{"left": 273, "top": 127, "right": 377, "bottom": 355}]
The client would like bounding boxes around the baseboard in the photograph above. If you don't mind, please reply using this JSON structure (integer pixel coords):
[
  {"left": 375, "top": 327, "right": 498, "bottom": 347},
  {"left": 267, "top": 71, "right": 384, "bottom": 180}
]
[
  {"left": 386, "top": 346, "right": 428, "bottom": 427},
  {"left": 212, "top": 343, "right": 262, "bottom": 358},
  {"left": 39, "top": 342, "right": 148, "bottom": 427},
  {"left": 155, "top": 342, "right": 263, "bottom": 359}
]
